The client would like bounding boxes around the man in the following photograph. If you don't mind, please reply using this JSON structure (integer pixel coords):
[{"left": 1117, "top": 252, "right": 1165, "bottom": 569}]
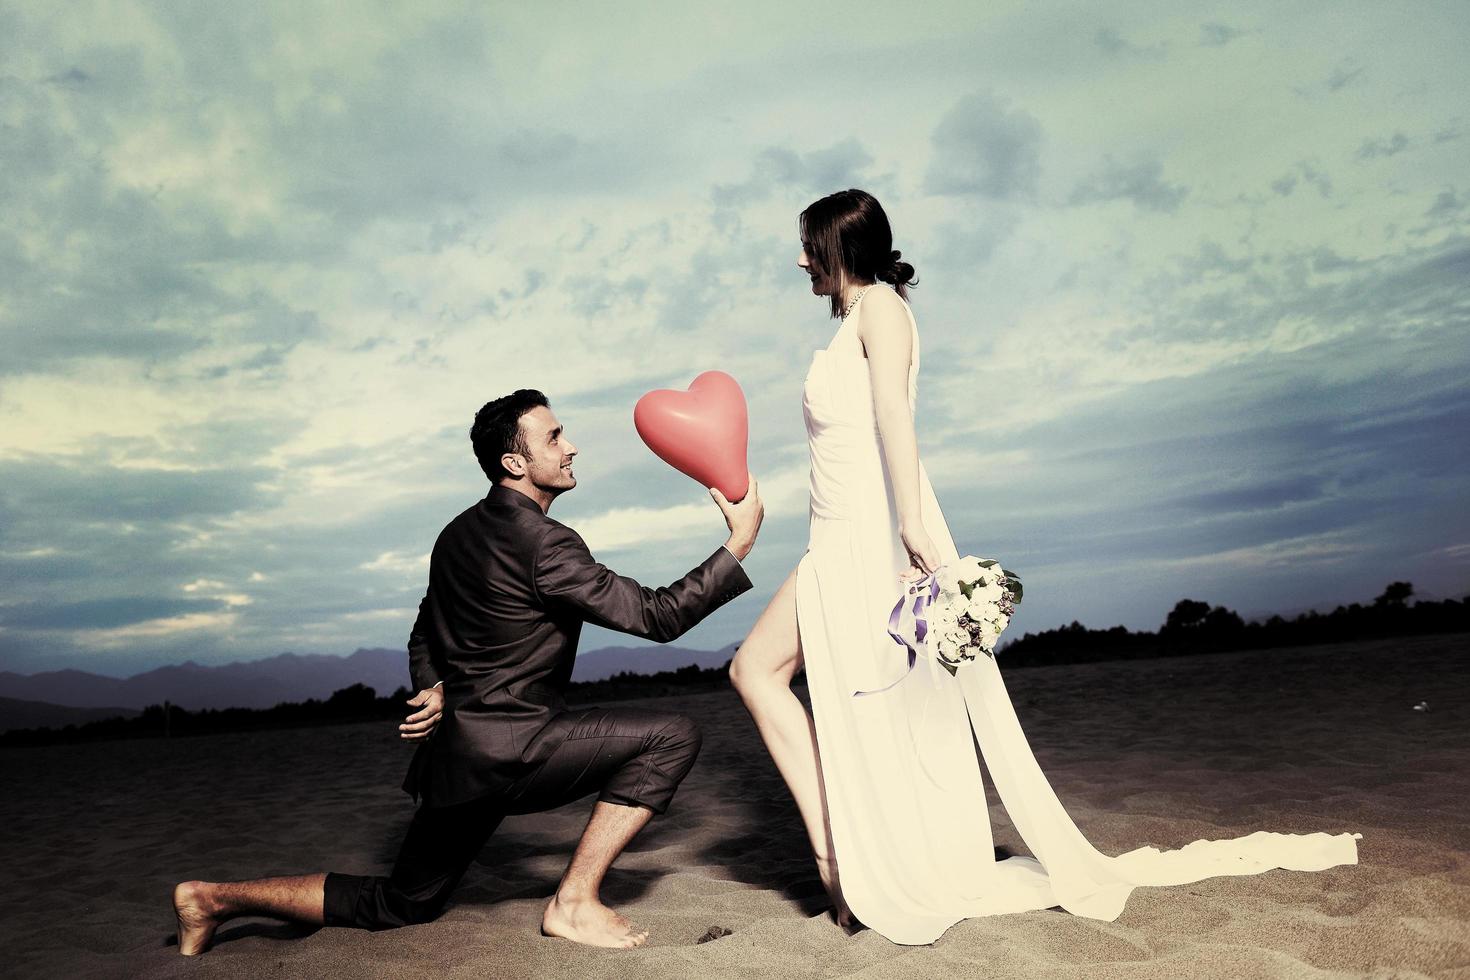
[{"left": 173, "top": 389, "right": 763, "bottom": 952}]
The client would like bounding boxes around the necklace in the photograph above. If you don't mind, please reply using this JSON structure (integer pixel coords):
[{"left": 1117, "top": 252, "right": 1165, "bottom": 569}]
[{"left": 840, "top": 284, "right": 872, "bottom": 320}]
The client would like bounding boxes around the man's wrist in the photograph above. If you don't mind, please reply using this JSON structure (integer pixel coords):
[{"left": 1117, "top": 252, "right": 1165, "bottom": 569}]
[{"left": 723, "top": 537, "right": 753, "bottom": 563}]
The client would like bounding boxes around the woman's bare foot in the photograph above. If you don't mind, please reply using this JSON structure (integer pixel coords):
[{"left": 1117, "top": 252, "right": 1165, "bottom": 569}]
[
  {"left": 173, "top": 881, "right": 222, "bottom": 956},
  {"left": 814, "top": 853, "right": 853, "bottom": 928},
  {"left": 541, "top": 894, "right": 649, "bottom": 949}
]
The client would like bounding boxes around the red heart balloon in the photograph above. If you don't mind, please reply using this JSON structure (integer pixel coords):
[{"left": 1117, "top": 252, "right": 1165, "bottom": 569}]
[{"left": 634, "top": 370, "right": 750, "bottom": 502}]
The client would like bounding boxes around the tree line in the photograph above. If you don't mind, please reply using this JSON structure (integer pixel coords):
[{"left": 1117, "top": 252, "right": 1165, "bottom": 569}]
[{"left": 997, "top": 581, "right": 1466, "bottom": 666}]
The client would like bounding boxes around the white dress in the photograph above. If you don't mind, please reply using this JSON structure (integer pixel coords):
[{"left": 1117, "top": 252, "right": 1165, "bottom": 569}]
[{"left": 794, "top": 285, "right": 1360, "bottom": 945}]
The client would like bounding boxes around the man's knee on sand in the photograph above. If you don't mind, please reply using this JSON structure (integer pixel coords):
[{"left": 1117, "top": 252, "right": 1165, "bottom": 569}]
[
  {"left": 381, "top": 888, "right": 453, "bottom": 928},
  {"left": 327, "top": 872, "right": 458, "bottom": 930}
]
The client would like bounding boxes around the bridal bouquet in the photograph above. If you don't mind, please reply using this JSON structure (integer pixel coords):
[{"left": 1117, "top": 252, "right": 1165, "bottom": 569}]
[{"left": 889, "top": 556, "right": 1023, "bottom": 676}]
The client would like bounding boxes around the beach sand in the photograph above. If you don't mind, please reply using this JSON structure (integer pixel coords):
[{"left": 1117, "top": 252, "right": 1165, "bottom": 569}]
[{"left": 2, "top": 634, "right": 1466, "bottom": 979}]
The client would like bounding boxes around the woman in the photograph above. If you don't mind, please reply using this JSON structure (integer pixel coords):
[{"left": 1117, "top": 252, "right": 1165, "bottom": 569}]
[{"left": 728, "top": 189, "right": 1359, "bottom": 944}]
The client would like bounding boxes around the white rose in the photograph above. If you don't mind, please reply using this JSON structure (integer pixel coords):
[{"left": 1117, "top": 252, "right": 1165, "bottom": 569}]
[
  {"left": 965, "top": 593, "right": 995, "bottom": 622},
  {"left": 954, "top": 555, "right": 985, "bottom": 586}
]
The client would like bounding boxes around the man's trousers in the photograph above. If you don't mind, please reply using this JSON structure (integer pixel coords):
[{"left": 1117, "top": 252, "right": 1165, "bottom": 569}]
[{"left": 322, "top": 705, "right": 701, "bottom": 929}]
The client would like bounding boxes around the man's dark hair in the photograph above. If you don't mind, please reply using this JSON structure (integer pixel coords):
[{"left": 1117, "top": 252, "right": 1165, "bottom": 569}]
[{"left": 471, "top": 389, "right": 550, "bottom": 482}]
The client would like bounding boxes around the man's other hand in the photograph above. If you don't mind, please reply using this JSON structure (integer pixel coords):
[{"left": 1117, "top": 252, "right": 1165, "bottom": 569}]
[{"left": 400, "top": 686, "right": 443, "bottom": 741}]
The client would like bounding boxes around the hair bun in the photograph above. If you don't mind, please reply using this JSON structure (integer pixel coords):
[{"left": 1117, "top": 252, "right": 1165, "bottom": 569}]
[{"left": 879, "top": 250, "right": 917, "bottom": 288}]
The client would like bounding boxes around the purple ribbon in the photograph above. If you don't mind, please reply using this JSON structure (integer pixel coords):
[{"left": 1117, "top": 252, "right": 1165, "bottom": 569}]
[{"left": 855, "top": 571, "right": 941, "bottom": 697}]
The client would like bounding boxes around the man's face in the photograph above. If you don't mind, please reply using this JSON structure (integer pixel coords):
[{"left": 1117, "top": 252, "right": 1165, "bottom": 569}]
[{"left": 506, "top": 405, "right": 578, "bottom": 493}]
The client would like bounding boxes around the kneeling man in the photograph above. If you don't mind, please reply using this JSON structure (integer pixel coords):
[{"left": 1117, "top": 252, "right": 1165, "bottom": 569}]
[{"left": 174, "top": 389, "right": 762, "bottom": 952}]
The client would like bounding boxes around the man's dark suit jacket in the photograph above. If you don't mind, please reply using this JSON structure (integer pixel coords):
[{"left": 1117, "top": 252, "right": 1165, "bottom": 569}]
[{"left": 403, "top": 483, "right": 753, "bottom": 807}]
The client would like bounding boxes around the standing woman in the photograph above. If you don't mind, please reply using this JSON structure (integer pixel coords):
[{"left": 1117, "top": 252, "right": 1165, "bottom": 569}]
[{"left": 729, "top": 189, "right": 1358, "bottom": 944}]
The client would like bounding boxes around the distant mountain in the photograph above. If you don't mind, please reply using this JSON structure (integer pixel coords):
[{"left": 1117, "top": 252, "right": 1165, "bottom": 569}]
[
  {"left": 0, "top": 641, "right": 740, "bottom": 712},
  {"left": 570, "top": 642, "right": 739, "bottom": 682},
  {"left": 0, "top": 648, "right": 411, "bottom": 711},
  {"left": 0, "top": 696, "right": 141, "bottom": 733}
]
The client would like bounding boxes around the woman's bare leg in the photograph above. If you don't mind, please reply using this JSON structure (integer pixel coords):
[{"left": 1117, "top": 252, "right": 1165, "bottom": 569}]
[{"left": 729, "top": 566, "right": 851, "bottom": 926}]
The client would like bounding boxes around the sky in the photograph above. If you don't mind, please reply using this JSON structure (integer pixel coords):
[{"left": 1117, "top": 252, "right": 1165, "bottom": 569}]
[{"left": 1, "top": 1, "right": 1467, "bottom": 677}]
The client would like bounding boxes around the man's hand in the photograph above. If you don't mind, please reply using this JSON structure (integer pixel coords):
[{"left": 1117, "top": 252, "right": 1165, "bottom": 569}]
[
  {"left": 711, "top": 472, "right": 763, "bottom": 561},
  {"left": 399, "top": 686, "right": 443, "bottom": 741}
]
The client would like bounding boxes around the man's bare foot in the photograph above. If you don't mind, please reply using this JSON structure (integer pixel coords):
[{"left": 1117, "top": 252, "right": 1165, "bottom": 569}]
[
  {"left": 174, "top": 881, "right": 221, "bottom": 956},
  {"left": 541, "top": 894, "right": 649, "bottom": 949},
  {"left": 814, "top": 853, "right": 853, "bottom": 928}
]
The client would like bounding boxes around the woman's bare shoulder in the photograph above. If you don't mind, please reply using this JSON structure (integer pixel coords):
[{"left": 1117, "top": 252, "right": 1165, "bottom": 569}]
[
  {"left": 856, "top": 284, "right": 912, "bottom": 340},
  {"left": 863, "top": 282, "right": 908, "bottom": 315}
]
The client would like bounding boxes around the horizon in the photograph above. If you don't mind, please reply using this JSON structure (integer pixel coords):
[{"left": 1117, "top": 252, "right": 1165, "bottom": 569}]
[
  {"left": 1, "top": 2, "right": 1467, "bottom": 677},
  {"left": 5, "top": 577, "right": 1453, "bottom": 681}
]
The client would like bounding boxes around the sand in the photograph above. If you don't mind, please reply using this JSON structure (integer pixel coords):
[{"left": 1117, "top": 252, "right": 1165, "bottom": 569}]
[{"left": 1, "top": 634, "right": 1466, "bottom": 979}]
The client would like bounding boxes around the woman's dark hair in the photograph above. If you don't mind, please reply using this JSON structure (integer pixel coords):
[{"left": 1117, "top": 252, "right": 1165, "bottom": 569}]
[
  {"left": 471, "top": 389, "right": 550, "bottom": 482},
  {"left": 799, "top": 188, "right": 918, "bottom": 318}
]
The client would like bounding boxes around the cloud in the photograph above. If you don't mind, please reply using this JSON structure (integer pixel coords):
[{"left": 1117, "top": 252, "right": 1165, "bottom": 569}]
[
  {"left": 1326, "top": 59, "right": 1366, "bottom": 92},
  {"left": 1285, "top": 238, "right": 1470, "bottom": 339},
  {"left": 1309, "top": 247, "right": 1358, "bottom": 274},
  {"left": 1169, "top": 475, "right": 1330, "bottom": 516},
  {"left": 0, "top": 68, "right": 322, "bottom": 380},
  {"left": 78, "top": 610, "right": 242, "bottom": 648},
  {"left": 1424, "top": 188, "right": 1464, "bottom": 221},
  {"left": 1172, "top": 241, "right": 1254, "bottom": 283},
  {"left": 713, "top": 140, "right": 877, "bottom": 208},
  {"left": 0, "top": 596, "right": 229, "bottom": 630},
  {"left": 0, "top": 458, "right": 276, "bottom": 525},
  {"left": 1093, "top": 27, "right": 1166, "bottom": 60},
  {"left": 359, "top": 550, "right": 430, "bottom": 575},
  {"left": 1356, "top": 131, "right": 1410, "bottom": 160},
  {"left": 1068, "top": 157, "right": 1188, "bottom": 213},
  {"left": 1153, "top": 528, "right": 1362, "bottom": 573},
  {"left": 924, "top": 92, "right": 1043, "bottom": 200},
  {"left": 1199, "top": 23, "right": 1247, "bottom": 47},
  {"left": 1271, "top": 161, "right": 1333, "bottom": 198},
  {"left": 44, "top": 66, "right": 92, "bottom": 86}
]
